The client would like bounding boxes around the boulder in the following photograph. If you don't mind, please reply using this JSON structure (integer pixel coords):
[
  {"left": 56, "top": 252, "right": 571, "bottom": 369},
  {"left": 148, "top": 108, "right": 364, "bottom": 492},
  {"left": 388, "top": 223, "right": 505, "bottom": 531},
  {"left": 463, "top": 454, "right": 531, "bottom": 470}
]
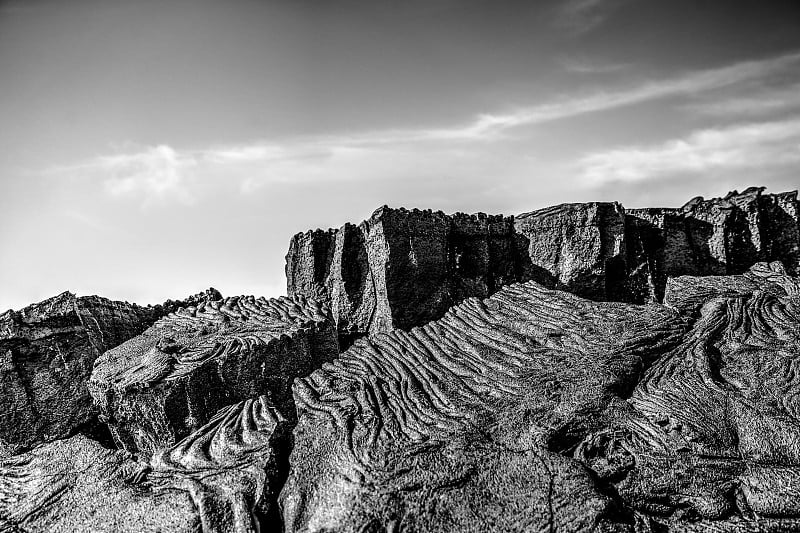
[{"left": 89, "top": 295, "right": 337, "bottom": 456}]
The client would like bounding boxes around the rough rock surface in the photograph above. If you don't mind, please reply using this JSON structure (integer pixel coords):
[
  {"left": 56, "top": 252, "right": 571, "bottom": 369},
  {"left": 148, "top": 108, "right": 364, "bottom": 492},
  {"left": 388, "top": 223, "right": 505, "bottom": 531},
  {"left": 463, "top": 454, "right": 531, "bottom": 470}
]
[
  {"left": 593, "top": 262, "right": 800, "bottom": 529},
  {"left": 626, "top": 187, "right": 800, "bottom": 303},
  {"left": 89, "top": 294, "right": 337, "bottom": 456},
  {"left": 288, "top": 189, "right": 798, "bottom": 336},
  {"left": 514, "top": 201, "right": 627, "bottom": 300},
  {"left": 281, "top": 281, "right": 689, "bottom": 532},
  {"left": 286, "top": 208, "right": 517, "bottom": 340},
  {"left": 0, "top": 292, "right": 169, "bottom": 457},
  {"left": 0, "top": 395, "right": 289, "bottom": 533}
]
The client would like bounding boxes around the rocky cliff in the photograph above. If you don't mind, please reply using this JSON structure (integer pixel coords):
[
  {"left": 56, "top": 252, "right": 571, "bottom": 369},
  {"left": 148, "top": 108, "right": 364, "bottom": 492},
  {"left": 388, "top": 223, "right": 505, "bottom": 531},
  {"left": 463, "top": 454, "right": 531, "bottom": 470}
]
[{"left": 288, "top": 188, "right": 799, "bottom": 339}]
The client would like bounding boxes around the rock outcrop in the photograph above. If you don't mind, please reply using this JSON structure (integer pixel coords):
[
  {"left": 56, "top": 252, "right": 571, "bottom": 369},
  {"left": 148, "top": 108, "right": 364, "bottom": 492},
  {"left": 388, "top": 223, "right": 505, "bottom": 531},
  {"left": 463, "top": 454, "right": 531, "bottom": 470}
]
[
  {"left": 89, "top": 294, "right": 337, "bottom": 456},
  {"left": 288, "top": 188, "right": 799, "bottom": 337},
  {"left": 514, "top": 201, "right": 627, "bottom": 301},
  {"left": 591, "top": 262, "right": 800, "bottom": 529},
  {"left": 0, "top": 292, "right": 166, "bottom": 456},
  {"left": 286, "top": 208, "right": 517, "bottom": 341},
  {"left": 625, "top": 187, "right": 800, "bottom": 303}
]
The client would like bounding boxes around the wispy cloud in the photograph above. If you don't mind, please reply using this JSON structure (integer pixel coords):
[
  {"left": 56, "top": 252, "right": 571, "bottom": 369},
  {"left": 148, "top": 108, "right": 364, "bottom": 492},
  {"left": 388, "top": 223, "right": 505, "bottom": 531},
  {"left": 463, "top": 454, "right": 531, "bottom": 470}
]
[
  {"left": 579, "top": 117, "right": 800, "bottom": 184},
  {"left": 561, "top": 57, "right": 630, "bottom": 74},
  {"left": 683, "top": 83, "right": 800, "bottom": 118},
  {"left": 49, "top": 50, "right": 800, "bottom": 205},
  {"left": 555, "top": 0, "right": 626, "bottom": 34}
]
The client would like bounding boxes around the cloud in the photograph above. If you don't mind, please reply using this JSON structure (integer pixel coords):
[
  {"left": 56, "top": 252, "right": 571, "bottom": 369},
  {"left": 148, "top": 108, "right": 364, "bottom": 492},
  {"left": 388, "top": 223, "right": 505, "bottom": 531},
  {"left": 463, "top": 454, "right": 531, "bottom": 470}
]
[
  {"left": 431, "top": 50, "right": 800, "bottom": 140},
  {"left": 101, "top": 145, "right": 197, "bottom": 206},
  {"left": 48, "top": 50, "right": 800, "bottom": 203},
  {"left": 555, "top": 0, "right": 627, "bottom": 34},
  {"left": 683, "top": 83, "right": 800, "bottom": 118},
  {"left": 578, "top": 117, "right": 800, "bottom": 184},
  {"left": 561, "top": 57, "right": 630, "bottom": 74}
]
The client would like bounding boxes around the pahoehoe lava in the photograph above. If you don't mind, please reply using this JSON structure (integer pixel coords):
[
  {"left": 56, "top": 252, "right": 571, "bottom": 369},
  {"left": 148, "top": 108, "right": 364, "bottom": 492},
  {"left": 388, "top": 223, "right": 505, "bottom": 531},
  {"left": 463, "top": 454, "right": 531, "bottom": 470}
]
[{"left": 1, "top": 186, "right": 800, "bottom": 532}]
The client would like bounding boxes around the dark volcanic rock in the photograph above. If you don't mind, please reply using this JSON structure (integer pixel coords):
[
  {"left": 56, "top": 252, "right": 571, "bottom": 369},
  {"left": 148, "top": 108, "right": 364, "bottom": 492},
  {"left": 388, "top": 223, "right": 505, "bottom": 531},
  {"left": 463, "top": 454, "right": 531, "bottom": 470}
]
[
  {"left": 513, "top": 201, "right": 627, "bottom": 300},
  {"left": 89, "top": 295, "right": 337, "bottom": 456},
  {"left": 288, "top": 189, "right": 799, "bottom": 336},
  {"left": 0, "top": 292, "right": 167, "bottom": 456},
  {"left": 626, "top": 188, "right": 800, "bottom": 303},
  {"left": 280, "top": 281, "right": 689, "bottom": 532},
  {"left": 287, "top": 207, "right": 517, "bottom": 339},
  {"left": 0, "top": 395, "right": 288, "bottom": 533}
]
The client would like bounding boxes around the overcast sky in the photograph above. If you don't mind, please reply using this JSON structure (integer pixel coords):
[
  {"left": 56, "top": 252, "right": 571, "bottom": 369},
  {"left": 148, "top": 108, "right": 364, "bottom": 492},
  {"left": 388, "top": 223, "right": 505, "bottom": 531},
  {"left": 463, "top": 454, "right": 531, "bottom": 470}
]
[{"left": 1, "top": 0, "right": 799, "bottom": 310}]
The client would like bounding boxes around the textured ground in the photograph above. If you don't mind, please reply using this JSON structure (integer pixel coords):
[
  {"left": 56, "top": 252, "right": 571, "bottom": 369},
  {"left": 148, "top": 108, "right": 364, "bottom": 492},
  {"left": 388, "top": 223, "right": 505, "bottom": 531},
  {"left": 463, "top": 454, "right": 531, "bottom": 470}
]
[{"left": 1, "top": 187, "right": 799, "bottom": 532}]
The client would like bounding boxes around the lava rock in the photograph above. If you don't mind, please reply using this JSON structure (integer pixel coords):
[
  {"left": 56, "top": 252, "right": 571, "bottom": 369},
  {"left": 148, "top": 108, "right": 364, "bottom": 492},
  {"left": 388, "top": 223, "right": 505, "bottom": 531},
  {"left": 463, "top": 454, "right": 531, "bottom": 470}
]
[
  {"left": 287, "top": 207, "right": 517, "bottom": 338},
  {"left": 0, "top": 395, "right": 289, "bottom": 533},
  {"left": 0, "top": 292, "right": 166, "bottom": 456},
  {"left": 280, "top": 280, "right": 689, "bottom": 532},
  {"left": 626, "top": 189, "right": 800, "bottom": 303},
  {"left": 287, "top": 190, "right": 799, "bottom": 335},
  {"left": 0, "top": 434, "right": 199, "bottom": 532},
  {"left": 513, "top": 201, "right": 627, "bottom": 301},
  {"left": 89, "top": 295, "right": 337, "bottom": 456},
  {"left": 576, "top": 265, "right": 800, "bottom": 527}
]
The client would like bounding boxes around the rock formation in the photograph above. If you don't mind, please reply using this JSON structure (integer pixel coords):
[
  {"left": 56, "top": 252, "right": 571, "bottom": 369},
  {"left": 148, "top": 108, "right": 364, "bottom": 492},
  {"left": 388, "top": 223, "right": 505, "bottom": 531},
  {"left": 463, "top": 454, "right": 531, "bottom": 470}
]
[
  {"left": 288, "top": 188, "right": 798, "bottom": 338},
  {"left": 0, "top": 288, "right": 225, "bottom": 457},
  {"left": 0, "top": 395, "right": 288, "bottom": 532},
  {"left": 3, "top": 186, "right": 800, "bottom": 532},
  {"left": 286, "top": 208, "right": 517, "bottom": 343},
  {"left": 282, "top": 280, "right": 689, "bottom": 532},
  {"left": 89, "top": 294, "right": 337, "bottom": 456},
  {"left": 1, "top": 292, "right": 162, "bottom": 457}
]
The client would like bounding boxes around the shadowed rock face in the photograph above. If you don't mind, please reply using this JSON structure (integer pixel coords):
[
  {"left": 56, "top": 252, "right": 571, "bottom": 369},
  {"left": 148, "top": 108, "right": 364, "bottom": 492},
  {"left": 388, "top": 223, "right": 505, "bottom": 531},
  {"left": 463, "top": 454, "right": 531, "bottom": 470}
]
[
  {"left": 0, "top": 292, "right": 169, "bottom": 457},
  {"left": 89, "top": 294, "right": 338, "bottom": 456},
  {"left": 280, "top": 281, "right": 689, "bottom": 532},
  {"left": 286, "top": 207, "right": 517, "bottom": 340},
  {"left": 514, "top": 201, "right": 627, "bottom": 301},
  {"left": 288, "top": 189, "right": 799, "bottom": 337}
]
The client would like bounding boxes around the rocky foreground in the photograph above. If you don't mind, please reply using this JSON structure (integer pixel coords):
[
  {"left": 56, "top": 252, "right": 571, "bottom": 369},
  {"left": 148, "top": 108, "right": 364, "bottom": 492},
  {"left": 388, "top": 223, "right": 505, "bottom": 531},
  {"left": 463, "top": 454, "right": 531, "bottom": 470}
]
[{"left": 1, "top": 187, "right": 799, "bottom": 532}]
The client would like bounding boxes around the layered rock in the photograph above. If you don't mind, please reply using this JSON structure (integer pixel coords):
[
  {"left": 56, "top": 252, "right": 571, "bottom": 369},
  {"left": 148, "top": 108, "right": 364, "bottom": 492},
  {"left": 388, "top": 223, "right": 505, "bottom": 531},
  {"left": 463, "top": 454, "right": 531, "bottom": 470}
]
[
  {"left": 287, "top": 208, "right": 517, "bottom": 340},
  {"left": 0, "top": 292, "right": 169, "bottom": 456},
  {"left": 0, "top": 395, "right": 289, "bottom": 533},
  {"left": 89, "top": 295, "right": 337, "bottom": 456},
  {"left": 280, "top": 281, "right": 689, "bottom": 532}
]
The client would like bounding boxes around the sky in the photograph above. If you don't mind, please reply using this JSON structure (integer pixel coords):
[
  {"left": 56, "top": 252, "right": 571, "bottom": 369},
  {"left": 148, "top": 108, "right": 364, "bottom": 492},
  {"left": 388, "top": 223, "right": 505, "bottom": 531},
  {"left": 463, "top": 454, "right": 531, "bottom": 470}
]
[{"left": 1, "top": 0, "right": 799, "bottom": 311}]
